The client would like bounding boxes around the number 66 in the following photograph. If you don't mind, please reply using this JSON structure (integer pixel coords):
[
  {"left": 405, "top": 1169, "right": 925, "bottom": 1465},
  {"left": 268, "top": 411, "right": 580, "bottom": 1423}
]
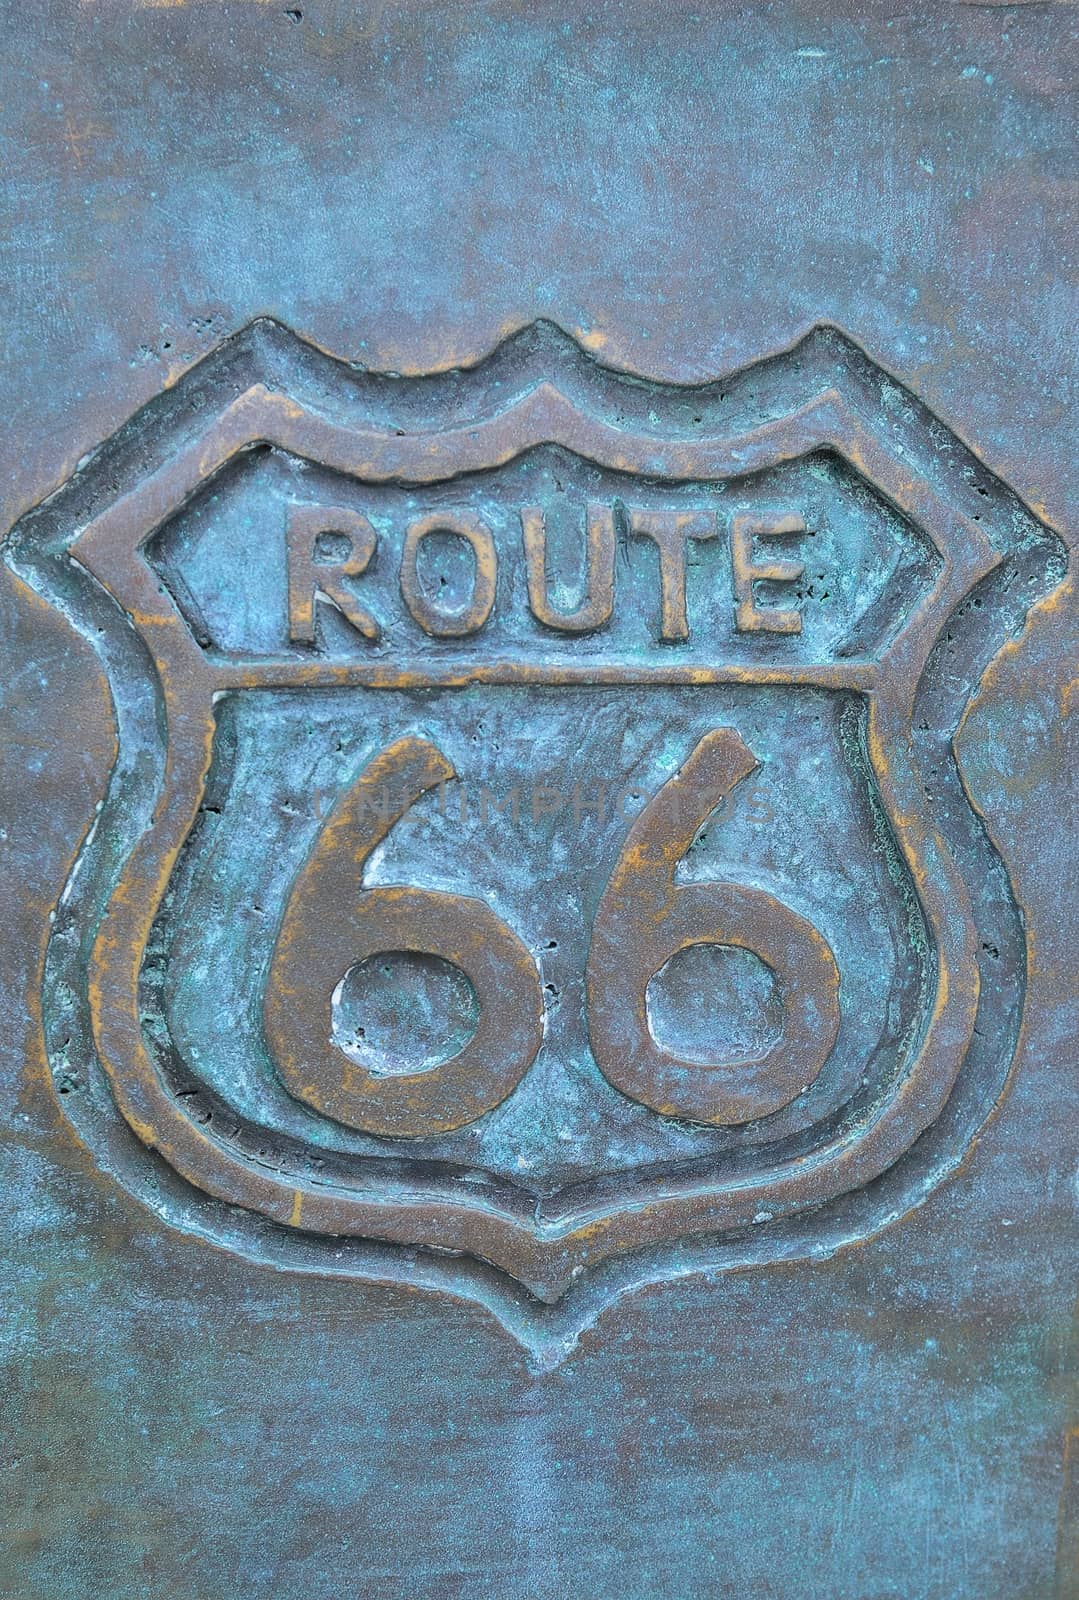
[{"left": 265, "top": 729, "right": 840, "bottom": 1135}]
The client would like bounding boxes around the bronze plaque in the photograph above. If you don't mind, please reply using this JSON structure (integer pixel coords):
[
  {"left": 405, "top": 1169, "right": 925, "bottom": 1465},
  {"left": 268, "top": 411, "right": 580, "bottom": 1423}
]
[
  {"left": 1, "top": 5, "right": 1075, "bottom": 1597},
  {"left": 6, "top": 318, "right": 1065, "bottom": 1343}
]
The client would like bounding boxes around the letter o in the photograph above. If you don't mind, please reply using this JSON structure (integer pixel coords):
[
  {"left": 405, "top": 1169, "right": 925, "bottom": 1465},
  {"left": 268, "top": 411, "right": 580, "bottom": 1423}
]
[{"left": 400, "top": 511, "right": 497, "bottom": 637}]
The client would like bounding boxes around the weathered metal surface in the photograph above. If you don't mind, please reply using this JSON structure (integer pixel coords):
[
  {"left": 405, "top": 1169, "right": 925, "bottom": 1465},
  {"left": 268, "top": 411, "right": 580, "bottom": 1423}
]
[{"left": 0, "top": 4, "right": 1075, "bottom": 1598}]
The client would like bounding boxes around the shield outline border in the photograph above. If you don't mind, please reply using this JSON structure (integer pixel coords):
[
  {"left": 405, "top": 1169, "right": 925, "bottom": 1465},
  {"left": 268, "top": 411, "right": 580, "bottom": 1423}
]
[{"left": 4, "top": 320, "right": 1066, "bottom": 1362}]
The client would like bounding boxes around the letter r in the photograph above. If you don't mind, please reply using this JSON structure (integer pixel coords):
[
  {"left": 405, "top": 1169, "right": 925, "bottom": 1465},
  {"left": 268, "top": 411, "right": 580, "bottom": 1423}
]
[{"left": 287, "top": 507, "right": 381, "bottom": 645}]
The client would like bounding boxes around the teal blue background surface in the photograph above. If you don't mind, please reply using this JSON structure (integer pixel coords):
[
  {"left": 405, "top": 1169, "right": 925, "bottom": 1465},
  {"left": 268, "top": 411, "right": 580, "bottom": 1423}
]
[{"left": 0, "top": 3, "right": 1075, "bottom": 1596}]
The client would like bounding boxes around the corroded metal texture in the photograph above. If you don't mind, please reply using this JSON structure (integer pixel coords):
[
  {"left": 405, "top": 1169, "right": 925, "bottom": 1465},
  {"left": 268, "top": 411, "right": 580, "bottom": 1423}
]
[
  {"left": 0, "top": 5, "right": 1075, "bottom": 1598},
  {"left": 6, "top": 319, "right": 1064, "bottom": 1318}
]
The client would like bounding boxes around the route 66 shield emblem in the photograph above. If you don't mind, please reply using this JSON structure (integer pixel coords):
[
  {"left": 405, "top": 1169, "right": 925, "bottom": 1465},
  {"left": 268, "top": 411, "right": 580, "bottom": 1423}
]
[{"left": 5, "top": 319, "right": 1065, "bottom": 1366}]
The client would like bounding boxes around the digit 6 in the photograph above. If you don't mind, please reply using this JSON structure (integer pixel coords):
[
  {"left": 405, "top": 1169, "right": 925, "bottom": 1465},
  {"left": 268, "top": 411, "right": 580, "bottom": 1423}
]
[
  {"left": 264, "top": 736, "right": 544, "bottom": 1137},
  {"left": 585, "top": 728, "right": 840, "bottom": 1125}
]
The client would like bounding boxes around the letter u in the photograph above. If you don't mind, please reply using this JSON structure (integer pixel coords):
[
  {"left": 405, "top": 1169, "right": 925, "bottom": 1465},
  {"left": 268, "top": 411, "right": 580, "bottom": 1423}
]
[{"left": 521, "top": 502, "right": 616, "bottom": 633}]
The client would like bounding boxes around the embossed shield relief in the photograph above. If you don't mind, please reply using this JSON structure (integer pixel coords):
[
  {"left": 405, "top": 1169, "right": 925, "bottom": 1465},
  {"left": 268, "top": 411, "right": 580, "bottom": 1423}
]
[{"left": 5, "top": 321, "right": 1064, "bottom": 1363}]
